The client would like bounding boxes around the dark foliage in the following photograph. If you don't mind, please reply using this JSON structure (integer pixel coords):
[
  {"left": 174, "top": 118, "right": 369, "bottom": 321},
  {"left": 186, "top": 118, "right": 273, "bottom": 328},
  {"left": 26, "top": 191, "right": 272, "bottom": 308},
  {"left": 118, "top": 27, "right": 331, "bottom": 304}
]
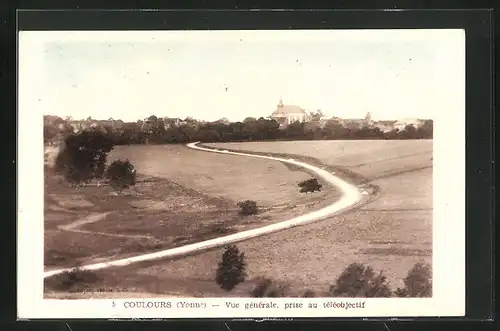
[
  {"left": 105, "top": 159, "right": 137, "bottom": 190},
  {"left": 194, "top": 129, "right": 222, "bottom": 143},
  {"left": 237, "top": 200, "right": 258, "bottom": 216},
  {"left": 250, "top": 277, "right": 291, "bottom": 297},
  {"left": 49, "top": 268, "right": 101, "bottom": 292},
  {"left": 298, "top": 178, "right": 322, "bottom": 193},
  {"left": 54, "top": 129, "right": 115, "bottom": 184},
  {"left": 45, "top": 116, "right": 433, "bottom": 148},
  {"left": 394, "top": 262, "right": 432, "bottom": 297},
  {"left": 215, "top": 245, "right": 247, "bottom": 291},
  {"left": 329, "top": 263, "right": 393, "bottom": 298},
  {"left": 302, "top": 289, "right": 317, "bottom": 298}
]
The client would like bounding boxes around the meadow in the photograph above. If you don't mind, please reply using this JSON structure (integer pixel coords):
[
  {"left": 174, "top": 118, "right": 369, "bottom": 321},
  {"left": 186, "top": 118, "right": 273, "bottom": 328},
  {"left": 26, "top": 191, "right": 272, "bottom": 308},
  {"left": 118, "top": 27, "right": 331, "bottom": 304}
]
[
  {"left": 45, "top": 140, "right": 433, "bottom": 298},
  {"left": 44, "top": 144, "right": 339, "bottom": 271}
]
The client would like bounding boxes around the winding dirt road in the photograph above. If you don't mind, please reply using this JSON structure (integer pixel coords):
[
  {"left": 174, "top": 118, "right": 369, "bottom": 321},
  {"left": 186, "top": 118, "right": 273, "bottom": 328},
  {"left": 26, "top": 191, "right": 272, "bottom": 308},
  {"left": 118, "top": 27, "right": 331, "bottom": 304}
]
[{"left": 44, "top": 142, "right": 364, "bottom": 279}]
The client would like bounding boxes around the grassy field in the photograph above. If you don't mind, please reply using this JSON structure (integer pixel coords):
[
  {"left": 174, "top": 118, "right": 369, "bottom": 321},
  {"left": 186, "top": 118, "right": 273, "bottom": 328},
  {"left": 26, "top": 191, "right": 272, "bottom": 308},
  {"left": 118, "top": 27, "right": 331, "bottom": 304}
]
[
  {"left": 45, "top": 140, "right": 433, "bottom": 298},
  {"left": 44, "top": 144, "right": 339, "bottom": 271},
  {"left": 107, "top": 145, "right": 337, "bottom": 207}
]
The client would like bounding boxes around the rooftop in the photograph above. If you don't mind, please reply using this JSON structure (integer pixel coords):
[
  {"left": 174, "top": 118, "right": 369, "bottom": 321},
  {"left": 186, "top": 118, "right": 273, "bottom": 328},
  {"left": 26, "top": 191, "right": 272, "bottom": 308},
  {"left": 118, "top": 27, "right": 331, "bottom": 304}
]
[{"left": 271, "top": 98, "right": 306, "bottom": 115}]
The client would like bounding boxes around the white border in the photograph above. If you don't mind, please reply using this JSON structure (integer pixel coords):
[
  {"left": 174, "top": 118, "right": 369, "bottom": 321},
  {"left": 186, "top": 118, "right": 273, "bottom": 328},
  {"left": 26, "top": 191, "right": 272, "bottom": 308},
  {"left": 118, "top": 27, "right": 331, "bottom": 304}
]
[{"left": 17, "top": 30, "right": 465, "bottom": 319}]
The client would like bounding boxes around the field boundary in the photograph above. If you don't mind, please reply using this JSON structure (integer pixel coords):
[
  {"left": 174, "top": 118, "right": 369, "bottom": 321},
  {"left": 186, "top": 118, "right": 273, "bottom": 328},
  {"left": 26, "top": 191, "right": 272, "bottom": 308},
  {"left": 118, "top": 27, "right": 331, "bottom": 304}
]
[{"left": 44, "top": 142, "right": 367, "bottom": 279}]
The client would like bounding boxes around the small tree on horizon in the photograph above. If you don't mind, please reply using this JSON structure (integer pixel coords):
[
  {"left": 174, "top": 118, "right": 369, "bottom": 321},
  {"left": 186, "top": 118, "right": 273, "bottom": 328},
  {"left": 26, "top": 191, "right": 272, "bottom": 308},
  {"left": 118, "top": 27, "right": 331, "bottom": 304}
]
[{"left": 215, "top": 245, "right": 247, "bottom": 291}]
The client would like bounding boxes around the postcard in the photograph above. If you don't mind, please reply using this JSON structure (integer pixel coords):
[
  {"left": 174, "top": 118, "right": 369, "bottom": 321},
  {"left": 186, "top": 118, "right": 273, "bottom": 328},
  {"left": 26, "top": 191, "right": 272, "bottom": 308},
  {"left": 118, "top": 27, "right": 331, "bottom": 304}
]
[{"left": 17, "top": 29, "right": 465, "bottom": 319}]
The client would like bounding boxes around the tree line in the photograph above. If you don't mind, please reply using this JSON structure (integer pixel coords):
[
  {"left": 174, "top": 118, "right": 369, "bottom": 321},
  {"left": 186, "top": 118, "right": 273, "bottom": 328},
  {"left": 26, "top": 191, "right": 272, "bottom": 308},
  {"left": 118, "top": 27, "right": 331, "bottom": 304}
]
[{"left": 44, "top": 115, "right": 433, "bottom": 146}]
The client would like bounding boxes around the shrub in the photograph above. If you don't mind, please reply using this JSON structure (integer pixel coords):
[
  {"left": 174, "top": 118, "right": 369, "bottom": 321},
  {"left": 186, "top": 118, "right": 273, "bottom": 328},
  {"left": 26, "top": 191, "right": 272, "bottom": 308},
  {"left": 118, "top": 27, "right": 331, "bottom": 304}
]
[
  {"left": 210, "top": 223, "right": 232, "bottom": 235},
  {"left": 298, "top": 178, "right": 322, "bottom": 193},
  {"left": 237, "top": 200, "right": 258, "bottom": 216},
  {"left": 106, "top": 159, "right": 137, "bottom": 190},
  {"left": 251, "top": 277, "right": 291, "bottom": 297},
  {"left": 49, "top": 268, "right": 101, "bottom": 292},
  {"left": 329, "top": 263, "right": 392, "bottom": 297},
  {"left": 215, "top": 245, "right": 247, "bottom": 291},
  {"left": 302, "top": 289, "right": 317, "bottom": 298},
  {"left": 395, "top": 262, "right": 432, "bottom": 297}
]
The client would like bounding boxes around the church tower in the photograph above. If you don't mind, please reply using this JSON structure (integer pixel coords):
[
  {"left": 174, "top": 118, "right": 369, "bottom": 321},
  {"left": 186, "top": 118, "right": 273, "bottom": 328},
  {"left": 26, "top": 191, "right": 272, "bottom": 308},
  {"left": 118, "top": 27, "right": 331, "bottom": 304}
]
[{"left": 365, "top": 112, "right": 372, "bottom": 125}]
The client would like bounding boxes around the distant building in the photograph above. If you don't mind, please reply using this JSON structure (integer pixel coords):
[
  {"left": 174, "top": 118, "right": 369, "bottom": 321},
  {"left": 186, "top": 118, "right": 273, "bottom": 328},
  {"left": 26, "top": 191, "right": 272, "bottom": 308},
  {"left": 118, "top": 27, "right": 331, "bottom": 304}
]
[
  {"left": 68, "top": 118, "right": 124, "bottom": 133},
  {"left": 328, "top": 116, "right": 344, "bottom": 125},
  {"left": 269, "top": 98, "right": 309, "bottom": 128},
  {"left": 69, "top": 120, "right": 92, "bottom": 133},
  {"left": 341, "top": 112, "right": 372, "bottom": 129},
  {"left": 393, "top": 118, "right": 425, "bottom": 131},
  {"left": 373, "top": 120, "right": 397, "bottom": 132},
  {"left": 163, "top": 117, "right": 179, "bottom": 129}
]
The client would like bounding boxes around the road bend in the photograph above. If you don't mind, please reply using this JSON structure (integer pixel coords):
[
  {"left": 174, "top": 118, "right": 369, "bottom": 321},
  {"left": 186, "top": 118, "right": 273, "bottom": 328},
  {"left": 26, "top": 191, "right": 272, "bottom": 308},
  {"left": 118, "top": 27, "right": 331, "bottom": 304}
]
[{"left": 44, "top": 142, "right": 363, "bottom": 279}]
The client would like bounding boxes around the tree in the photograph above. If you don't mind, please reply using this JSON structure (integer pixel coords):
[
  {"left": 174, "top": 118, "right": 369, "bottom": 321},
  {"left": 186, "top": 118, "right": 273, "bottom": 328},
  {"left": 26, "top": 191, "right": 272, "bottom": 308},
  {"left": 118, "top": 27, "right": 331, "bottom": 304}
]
[
  {"left": 384, "top": 128, "right": 400, "bottom": 140},
  {"left": 194, "top": 129, "right": 221, "bottom": 142},
  {"left": 416, "top": 120, "right": 433, "bottom": 139},
  {"left": 215, "top": 245, "right": 247, "bottom": 291},
  {"left": 50, "top": 267, "right": 101, "bottom": 292},
  {"left": 106, "top": 159, "right": 137, "bottom": 190},
  {"left": 284, "top": 121, "right": 306, "bottom": 139},
  {"left": 330, "top": 263, "right": 392, "bottom": 297},
  {"left": 298, "top": 178, "right": 322, "bottom": 193},
  {"left": 55, "top": 129, "right": 115, "bottom": 184},
  {"left": 399, "top": 125, "right": 418, "bottom": 139},
  {"left": 243, "top": 117, "right": 257, "bottom": 123},
  {"left": 237, "top": 200, "right": 258, "bottom": 216},
  {"left": 309, "top": 109, "right": 324, "bottom": 121},
  {"left": 43, "top": 124, "right": 59, "bottom": 143},
  {"left": 302, "top": 289, "right": 317, "bottom": 297},
  {"left": 250, "top": 277, "right": 291, "bottom": 297},
  {"left": 394, "top": 262, "right": 432, "bottom": 297}
]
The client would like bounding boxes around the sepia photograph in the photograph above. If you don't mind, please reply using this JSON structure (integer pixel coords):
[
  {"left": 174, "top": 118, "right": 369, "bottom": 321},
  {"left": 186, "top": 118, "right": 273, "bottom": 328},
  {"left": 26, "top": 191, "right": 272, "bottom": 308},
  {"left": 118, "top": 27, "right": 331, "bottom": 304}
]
[{"left": 18, "top": 29, "right": 465, "bottom": 318}]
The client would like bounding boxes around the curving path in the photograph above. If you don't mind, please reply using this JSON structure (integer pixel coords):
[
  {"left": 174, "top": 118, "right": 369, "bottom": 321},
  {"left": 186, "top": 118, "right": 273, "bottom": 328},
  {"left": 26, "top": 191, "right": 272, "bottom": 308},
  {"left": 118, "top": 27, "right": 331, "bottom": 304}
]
[
  {"left": 57, "top": 212, "right": 162, "bottom": 241},
  {"left": 44, "top": 142, "right": 364, "bottom": 279}
]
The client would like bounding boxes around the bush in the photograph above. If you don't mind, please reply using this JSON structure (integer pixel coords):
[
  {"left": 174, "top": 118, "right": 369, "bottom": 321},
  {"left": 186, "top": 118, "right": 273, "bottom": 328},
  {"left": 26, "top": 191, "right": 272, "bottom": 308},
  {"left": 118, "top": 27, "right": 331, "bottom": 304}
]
[
  {"left": 49, "top": 268, "right": 101, "bottom": 292},
  {"left": 209, "top": 222, "right": 232, "bottom": 235},
  {"left": 302, "top": 289, "right": 317, "bottom": 298},
  {"left": 329, "top": 263, "right": 392, "bottom": 297},
  {"left": 395, "top": 262, "right": 432, "bottom": 297},
  {"left": 250, "top": 277, "right": 291, "bottom": 297},
  {"left": 215, "top": 245, "right": 247, "bottom": 291},
  {"left": 298, "top": 178, "right": 322, "bottom": 193},
  {"left": 106, "top": 159, "right": 137, "bottom": 190},
  {"left": 237, "top": 200, "right": 258, "bottom": 216}
]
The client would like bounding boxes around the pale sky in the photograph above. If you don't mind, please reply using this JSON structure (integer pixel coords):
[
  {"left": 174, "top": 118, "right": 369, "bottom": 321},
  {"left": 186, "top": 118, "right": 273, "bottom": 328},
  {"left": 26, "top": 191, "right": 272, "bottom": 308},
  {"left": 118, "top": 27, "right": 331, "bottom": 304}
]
[{"left": 31, "top": 30, "right": 464, "bottom": 122}]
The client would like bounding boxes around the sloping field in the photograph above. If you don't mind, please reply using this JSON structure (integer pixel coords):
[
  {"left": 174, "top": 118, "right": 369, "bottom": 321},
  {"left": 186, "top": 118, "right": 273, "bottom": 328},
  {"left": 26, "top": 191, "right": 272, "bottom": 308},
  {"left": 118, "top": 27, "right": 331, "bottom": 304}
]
[
  {"left": 108, "top": 145, "right": 336, "bottom": 207},
  {"left": 47, "top": 140, "right": 433, "bottom": 298},
  {"left": 214, "top": 140, "right": 432, "bottom": 180},
  {"left": 45, "top": 144, "right": 339, "bottom": 271}
]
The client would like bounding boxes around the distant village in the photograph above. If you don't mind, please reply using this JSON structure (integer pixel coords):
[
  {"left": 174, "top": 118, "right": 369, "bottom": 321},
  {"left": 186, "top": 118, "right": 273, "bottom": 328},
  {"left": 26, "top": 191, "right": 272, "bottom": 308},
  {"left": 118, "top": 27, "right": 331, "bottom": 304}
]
[
  {"left": 44, "top": 98, "right": 432, "bottom": 145},
  {"left": 268, "top": 98, "right": 429, "bottom": 132},
  {"left": 45, "top": 98, "right": 429, "bottom": 134}
]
